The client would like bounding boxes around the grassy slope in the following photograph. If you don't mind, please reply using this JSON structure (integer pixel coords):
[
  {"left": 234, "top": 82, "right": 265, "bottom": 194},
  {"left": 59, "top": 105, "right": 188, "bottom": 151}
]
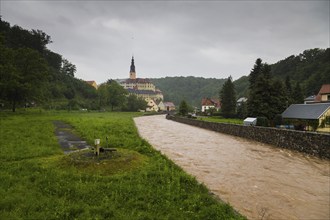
[{"left": 0, "top": 111, "right": 245, "bottom": 220}]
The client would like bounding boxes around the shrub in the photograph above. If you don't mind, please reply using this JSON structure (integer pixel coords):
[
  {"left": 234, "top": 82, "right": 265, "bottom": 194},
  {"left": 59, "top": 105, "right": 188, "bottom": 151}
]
[{"left": 256, "top": 117, "right": 269, "bottom": 127}]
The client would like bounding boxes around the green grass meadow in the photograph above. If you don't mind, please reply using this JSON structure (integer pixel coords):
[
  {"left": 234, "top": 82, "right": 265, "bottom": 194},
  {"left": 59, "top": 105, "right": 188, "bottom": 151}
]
[{"left": 0, "top": 111, "right": 245, "bottom": 219}]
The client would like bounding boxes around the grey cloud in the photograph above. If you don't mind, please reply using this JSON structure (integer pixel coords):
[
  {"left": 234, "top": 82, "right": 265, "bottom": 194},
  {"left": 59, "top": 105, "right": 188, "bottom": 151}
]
[{"left": 1, "top": 1, "right": 328, "bottom": 83}]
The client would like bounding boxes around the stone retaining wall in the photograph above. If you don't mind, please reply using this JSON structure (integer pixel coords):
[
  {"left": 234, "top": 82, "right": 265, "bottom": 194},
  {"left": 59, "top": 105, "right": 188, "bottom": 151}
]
[{"left": 166, "top": 115, "right": 330, "bottom": 159}]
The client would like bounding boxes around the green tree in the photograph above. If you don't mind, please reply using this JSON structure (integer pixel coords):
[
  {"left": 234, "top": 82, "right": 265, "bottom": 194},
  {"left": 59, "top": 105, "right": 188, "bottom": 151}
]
[
  {"left": 0, "top": 44, "right": 49, "bottom": 112},
  {"left": 220, "top": 76, "right": 236, "bottom": 118},
  {"left": 61, "top": 58, "right": 76, "bottom": 77},
  {"left": 124, "top": 94, "right": 147, "bottom": 112},
  {"left": 98, "top": 80, "right": 127, "bottom": 111},
  {"left": 269, "top": 79, "right": 288, "bottom": 119},
  {"left": 237, "top": 101, "right": 247, "bottom": 119},
  {"left": 179, "top": 100, "right": 189, "bottom": 116},
  {"left": 285, "top": 75, "right": 293, "bottom": 105},
  {"left": 292, "top": 82, "right": 304, "bottom": 104},
  {"left": 247, "top": 73, "right": 272, "bottom": 118},
  {"left": 248, "top": 58, "right": 263, "bottom": 89}
]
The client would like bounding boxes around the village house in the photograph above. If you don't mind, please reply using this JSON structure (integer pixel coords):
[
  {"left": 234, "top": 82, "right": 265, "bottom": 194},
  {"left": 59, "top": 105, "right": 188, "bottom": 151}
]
[
  {"left": 158, "top": 101, "right": 176, "bottom": 111},
  {"left": 85, "top": 80, "right": 98, "bottom": 89},
  {"left": 281, "top": 103, "right": 330, "bottom": 132},
  {"left": 315, "top": 84, "right": 330, "bottom": 103},
  {"left": 304, "top": 84, "right": 330, "bottom": 104},
  {"left": 201, "top": 98, "right": 221, "bottom": 112},
  {"left": 237, "top": 97, "right": 247, "bottom": 106},
  {"left": 146, "top": 98, "right": 159, "bottom": 112}
]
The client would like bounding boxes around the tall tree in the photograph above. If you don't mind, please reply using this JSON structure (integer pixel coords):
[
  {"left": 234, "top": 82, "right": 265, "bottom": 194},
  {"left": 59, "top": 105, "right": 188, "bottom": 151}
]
[
  {"left": 98, "top": 80, "right": 127, "bottom": 111},
  {"left": 292, "top": 82, "right": 304, "bottom": 104},
  {"left": 220, "top": 76, "right": 236, "bottom": 118},
  {"left": 247, "top": 73, "right": 272, "bottom": 118},
  {"left": 124, "top": 94, "right": 147, "bottom": 112},
  {"left": 0, "top": 45, "right": 49, "bottom": 112},
  {"left": 61, "top": 58, "right": 76, "bottom": 77},
  {"left": 285, "top": 75, "right": 293, "bottom": 105},
  {"left": 179, "top": 100, "right": 189, "bottom": 116},
  {"left": 248, "top": 58, "right": 263, "bottom": 89},
  {"left": 269, "top": 79, "right": 288, "bottom": 118}
]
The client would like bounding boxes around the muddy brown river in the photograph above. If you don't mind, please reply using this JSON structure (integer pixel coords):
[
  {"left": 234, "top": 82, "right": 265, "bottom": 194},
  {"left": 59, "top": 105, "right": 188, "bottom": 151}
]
[{"left": 134, "top": 115, "right": 330, "bottom": 220}]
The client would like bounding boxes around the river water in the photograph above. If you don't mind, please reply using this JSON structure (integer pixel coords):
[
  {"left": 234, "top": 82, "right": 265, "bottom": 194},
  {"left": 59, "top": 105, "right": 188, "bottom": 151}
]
[{"left": 134, "top": 115, "right": 330, "bottom": 220}]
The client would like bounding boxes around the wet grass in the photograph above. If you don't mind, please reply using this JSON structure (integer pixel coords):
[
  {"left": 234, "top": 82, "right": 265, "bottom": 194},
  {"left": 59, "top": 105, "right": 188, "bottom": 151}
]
[
  {"left": 0, "top": 110, "right": 245, "bottom": 219},
  {"left": 198, "top": 116, "right": 243, "bottom": 125}
]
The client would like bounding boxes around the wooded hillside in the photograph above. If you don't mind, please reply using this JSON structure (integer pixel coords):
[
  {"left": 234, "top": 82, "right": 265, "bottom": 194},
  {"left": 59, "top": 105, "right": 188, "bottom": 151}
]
[{"left": 151, "top": 48, "right": 330, "bottom": 107}]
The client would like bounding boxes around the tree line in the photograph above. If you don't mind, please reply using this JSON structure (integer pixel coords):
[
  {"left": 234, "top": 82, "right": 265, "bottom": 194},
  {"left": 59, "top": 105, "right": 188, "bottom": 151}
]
[
  {"left": 0, "top": 18, "right": 145, "bottom": 112},
  {"left": 220, "top": 58, "right": 306, "bottom": 122}
]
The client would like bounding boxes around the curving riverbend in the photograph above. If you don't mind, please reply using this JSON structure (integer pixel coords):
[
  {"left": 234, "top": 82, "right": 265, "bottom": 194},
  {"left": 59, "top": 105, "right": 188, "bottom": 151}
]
[{"left": 134, "top": 115, "right": 330, "bottom": 220}]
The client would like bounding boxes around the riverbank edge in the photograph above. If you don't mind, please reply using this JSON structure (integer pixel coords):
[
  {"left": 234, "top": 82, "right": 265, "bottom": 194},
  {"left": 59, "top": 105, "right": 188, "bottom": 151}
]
[{"left": 166, "top": 115, "right": 330, "bottom": 160}]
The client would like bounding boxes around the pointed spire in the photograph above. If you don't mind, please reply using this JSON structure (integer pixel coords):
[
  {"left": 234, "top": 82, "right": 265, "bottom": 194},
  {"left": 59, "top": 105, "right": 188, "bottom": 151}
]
[{"left": 130, "top": 56, "right": 135, "bottom": 73}]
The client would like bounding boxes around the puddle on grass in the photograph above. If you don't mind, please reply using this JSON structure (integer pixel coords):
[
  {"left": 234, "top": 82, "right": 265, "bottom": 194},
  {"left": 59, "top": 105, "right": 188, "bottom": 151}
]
[{"left": 53, "top": 121, "right": 91, "bottom": 154}]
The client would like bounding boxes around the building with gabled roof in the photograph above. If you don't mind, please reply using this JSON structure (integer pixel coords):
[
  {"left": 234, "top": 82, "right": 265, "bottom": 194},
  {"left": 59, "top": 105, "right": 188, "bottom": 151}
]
[
  {"left": 282, "top": 103, "right": 330, "bottom": 120},
  {"left": 201, "top": 98, "right": 221, "bottom": 112},
  {"left": 282, "top": 103, "right": 330, "bottom": 131},
  {"left": 315, "top": 84, "right": 330, "bottom": 103},
  {"left": 158, "top": 101, "right": 176, "bottom": 111}
]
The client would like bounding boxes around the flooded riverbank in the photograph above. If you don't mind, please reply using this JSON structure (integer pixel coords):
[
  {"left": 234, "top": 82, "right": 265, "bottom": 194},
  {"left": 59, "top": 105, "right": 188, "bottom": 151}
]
[{"left": 134, "top": 115, "right": 330, "bottom": 220}]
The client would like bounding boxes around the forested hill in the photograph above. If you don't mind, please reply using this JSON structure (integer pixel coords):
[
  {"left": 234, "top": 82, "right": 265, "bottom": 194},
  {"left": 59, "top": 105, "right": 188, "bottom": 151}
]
[
  {"left": 270, "top": 48, "right": 330, "bottom": 95},
  {"left": 151, "top": 48, "right": 329, "bottom": 107},
  {"left": 0, "top": 18, "right": 98, "bottom": 111},
  {"left": 151, "top": 77, "right": 226, "bottom": 107}
]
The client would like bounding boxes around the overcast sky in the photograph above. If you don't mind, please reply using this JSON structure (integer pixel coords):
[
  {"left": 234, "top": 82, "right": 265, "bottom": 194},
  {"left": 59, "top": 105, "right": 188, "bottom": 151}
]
[{"left": 1, "top": 1, "right": 329, "bottom": 84}]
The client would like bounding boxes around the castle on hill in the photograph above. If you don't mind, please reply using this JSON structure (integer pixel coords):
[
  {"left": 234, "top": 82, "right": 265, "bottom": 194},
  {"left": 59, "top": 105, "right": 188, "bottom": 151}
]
[{"left": 120, "top": 57, "right": 163, "bottom": 101}]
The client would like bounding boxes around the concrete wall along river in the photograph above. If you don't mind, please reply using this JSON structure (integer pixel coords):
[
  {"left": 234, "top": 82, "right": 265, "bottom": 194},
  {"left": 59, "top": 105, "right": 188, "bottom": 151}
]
[{"left": 134, "top": 115, "right": 330, "bottom": 220}]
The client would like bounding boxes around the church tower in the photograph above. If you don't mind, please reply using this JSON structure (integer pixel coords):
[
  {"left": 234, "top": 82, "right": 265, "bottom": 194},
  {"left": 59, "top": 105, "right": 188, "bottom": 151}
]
[{"left": 129, "top": 56, "right": 136, "bottom": 79}]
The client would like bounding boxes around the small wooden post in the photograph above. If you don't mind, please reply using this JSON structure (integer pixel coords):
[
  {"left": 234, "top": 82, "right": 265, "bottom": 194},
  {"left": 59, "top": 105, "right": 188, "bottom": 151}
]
[{"left": 94, "top": 139, "right": 100, "bottom": 156}]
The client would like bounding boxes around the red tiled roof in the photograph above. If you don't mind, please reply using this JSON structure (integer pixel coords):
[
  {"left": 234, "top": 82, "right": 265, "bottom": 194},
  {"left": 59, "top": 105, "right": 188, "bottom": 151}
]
[
  {"left": 315, "top": 84, "right": 330, "bottom": 102},
  {"left": 201, "top": 98, "right": 221, "bottom": 108}
]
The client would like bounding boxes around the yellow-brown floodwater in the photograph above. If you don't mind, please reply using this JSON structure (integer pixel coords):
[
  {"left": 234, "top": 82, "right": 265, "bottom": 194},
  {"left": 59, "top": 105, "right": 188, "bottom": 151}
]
[{"left": 134, "top": 115, "right": 330, "bottom": 220}]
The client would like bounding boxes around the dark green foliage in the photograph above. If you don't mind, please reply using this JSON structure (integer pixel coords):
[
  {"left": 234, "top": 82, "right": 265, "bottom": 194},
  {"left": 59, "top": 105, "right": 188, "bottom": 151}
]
[
  {"left": 247, "top": 60, "right": 289, "bottom": 120},
  {"left": 179, "top": 100, "right": 189, "bottom": 116},
  {"left": 0, "top": 19, "right": 99, "bottom": 111},
  {"left": 98, "top": 80, "right": 128, "bottom": 111},
  {"left": 0, "top": 45, "right": 49, "bottom": 112},
  {"left": 248, "top": 58, "right": 263, "bottom": 89},
  {"left": 151, "top": 76, "right": 226, "bottom": 107},
  {"left": 292, "top": 82, "right": 304, "bottom": 104},
  {"left": 220, "top": 76, "right": 236, "bottom": 118},
  {"left": 256, "top": 117, "right": 269, "bottom": 127},
  {"left": 234, "top": 76, "right": 249, "bottom": 98},
  {"left": 123, "top": 94, "right": 147, "bottom": 112},
  {"left": 60, "top": 59, "right": 76, "bottom": 77},
  {"left": 247, "top": 73, "right": 271, "bottom": 118},
  {"left": 236, "top": 101, "right": 248, "bottom": 119},
  {"left": 274, "top": 114, "right": 283, "bottom": 126},
  {"left": 270, "top": 48, "right": 330, "bottom": 96}
]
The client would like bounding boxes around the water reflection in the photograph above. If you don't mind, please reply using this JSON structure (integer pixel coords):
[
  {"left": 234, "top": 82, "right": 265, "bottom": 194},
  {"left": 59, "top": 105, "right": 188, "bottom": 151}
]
[{"left": 134, "top": 115, "right": 330, "bottom": 220}]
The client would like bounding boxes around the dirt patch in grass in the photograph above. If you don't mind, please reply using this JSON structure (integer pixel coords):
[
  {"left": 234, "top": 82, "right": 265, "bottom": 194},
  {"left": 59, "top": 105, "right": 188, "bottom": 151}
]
[
  {"left": 53, "top": 120, "right": 147, "bottom": 175},
  {"left": 61, "top": 149, "right": 147, "bottom": 175}
]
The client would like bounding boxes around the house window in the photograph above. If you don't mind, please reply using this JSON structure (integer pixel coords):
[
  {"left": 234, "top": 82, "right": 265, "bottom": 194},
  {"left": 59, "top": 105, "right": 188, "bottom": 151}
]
[{"left": 327, "top": 95, "right": 330, "bottom": 101}]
